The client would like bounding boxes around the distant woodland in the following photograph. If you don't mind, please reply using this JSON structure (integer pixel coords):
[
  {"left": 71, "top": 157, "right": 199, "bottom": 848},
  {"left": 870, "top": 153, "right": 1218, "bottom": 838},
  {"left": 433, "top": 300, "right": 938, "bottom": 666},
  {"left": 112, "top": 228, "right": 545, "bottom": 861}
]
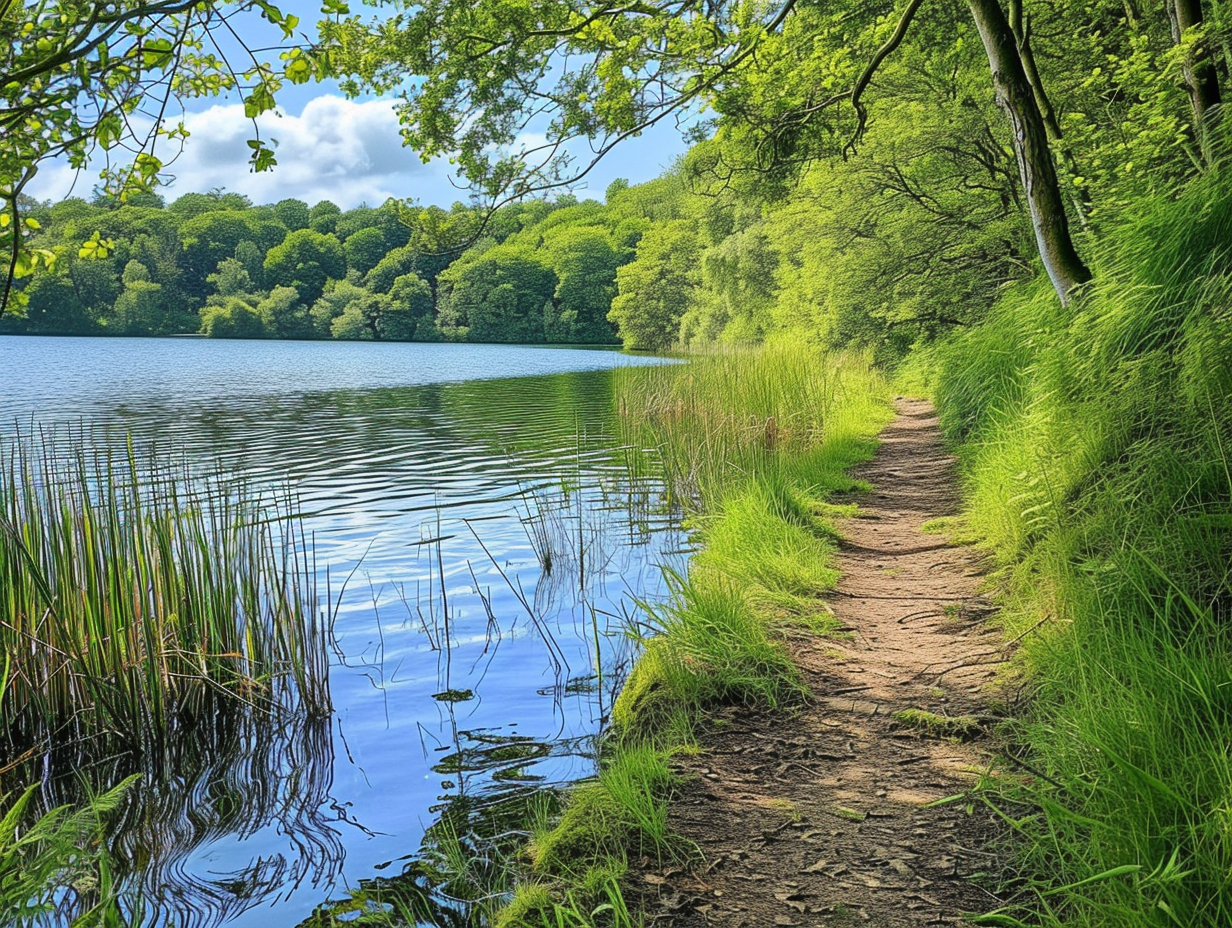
[{"left": 1, "top": 189, "right": 641, "bottom": 344}]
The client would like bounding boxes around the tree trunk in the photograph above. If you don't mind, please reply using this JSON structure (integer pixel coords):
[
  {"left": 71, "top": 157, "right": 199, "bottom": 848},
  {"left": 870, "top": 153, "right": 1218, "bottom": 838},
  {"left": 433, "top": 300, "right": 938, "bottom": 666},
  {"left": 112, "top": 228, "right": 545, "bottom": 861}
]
[
  {"left": 1007, "top": 0, "right": 1091, "bottom": 229},
  {"left": 967, "top": 0, "right": 1091, "bottom": 304},
  {"left": 1168, "top": 0, "right": 1223, "bottom": 165}
]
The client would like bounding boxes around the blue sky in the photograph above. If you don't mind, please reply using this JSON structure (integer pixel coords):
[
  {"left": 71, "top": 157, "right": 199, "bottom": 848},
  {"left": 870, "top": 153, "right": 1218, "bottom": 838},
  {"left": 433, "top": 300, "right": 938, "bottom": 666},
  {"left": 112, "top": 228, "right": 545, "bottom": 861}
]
[{"left": 28, "top": 1, "right": 689, "bottom": 210}]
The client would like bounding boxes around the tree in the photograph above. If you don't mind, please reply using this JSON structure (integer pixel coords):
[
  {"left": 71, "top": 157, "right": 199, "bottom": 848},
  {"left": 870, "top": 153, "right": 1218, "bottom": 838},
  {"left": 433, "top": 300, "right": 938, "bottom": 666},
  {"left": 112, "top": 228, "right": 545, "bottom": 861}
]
[
  {"left": 207, "top": 258, "right": 256, "bottom": 300},
  {"left": 309, "top": 200, "right": 342, "bottom": 234},
  {"left": 608, "top": 221, "right": 700, "bottom": 351},
  {"left": 331, "top": 292, "right": 393, "bottom": 340},
  {"left": 272, "top": 198, "right": 311, "bottom": 231},
  {"left": 112, "top": 260, "right": 165, "bottom": 334},
  {"left": 201, "top": 296, "right": 269, "bottom": 338},
  {"left": 345, "top": 227, "right": 390, "bottom": 278},
  {"left": 365, "top": 245, "right": 420, "bottom": 293},
  {"left": 1167, "top": 0, "right": 1223, "bottom": 163},
  {"left": 310, "top": 279, "right": 367, "bottom": 335},
  {"left": 1, "top": 0, "right": 327, "bottom": 316},
  {"left": 178, "top": 210, "right": 285, "bottom": 298},
  {"left": 436, "top": 248, "right": 557, "bottom": 343},
  {"left": 331, "top": 0, "right": 1092, "bottom": 304},
  {"left": 169, "top": 193, "right": 224, "bottom": 220},
  {"left": 255, "top": 285, "right": 311, "bottom": 338},
  {"left": 543, "top": 227, "right": 623, "bottom": 344},
  {"left": 263, "top": 229, "right": 346, "bottom": 305},
  {"left": 387, "top": 272, "right": 435, "bottom": 339},
  {"left": 965, "top": 0, "right": 1091, "bottom": 300},
  {"left": 0, "top": 273, "right": 96, "bottom": 335},
  {"left": 682, "top": 226, "right": 779, "bottom": 345},
  {"left": 234, "top": 240, "right": 267, "bottom": 289}
]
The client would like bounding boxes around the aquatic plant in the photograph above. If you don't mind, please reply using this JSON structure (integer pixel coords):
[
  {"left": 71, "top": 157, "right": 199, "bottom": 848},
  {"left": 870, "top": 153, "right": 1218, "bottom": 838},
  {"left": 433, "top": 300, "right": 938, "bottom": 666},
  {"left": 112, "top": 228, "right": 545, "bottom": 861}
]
[{"left": 0, "top": 430, "right": 331, "bottom": 760}]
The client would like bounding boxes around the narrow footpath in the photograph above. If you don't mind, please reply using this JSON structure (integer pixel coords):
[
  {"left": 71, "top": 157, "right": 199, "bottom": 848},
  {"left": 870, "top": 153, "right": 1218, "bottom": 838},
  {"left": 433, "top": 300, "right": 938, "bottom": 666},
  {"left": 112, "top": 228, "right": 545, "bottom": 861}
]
[{"left": 640, "top": 399, "right": 1008, "bottom": 926}]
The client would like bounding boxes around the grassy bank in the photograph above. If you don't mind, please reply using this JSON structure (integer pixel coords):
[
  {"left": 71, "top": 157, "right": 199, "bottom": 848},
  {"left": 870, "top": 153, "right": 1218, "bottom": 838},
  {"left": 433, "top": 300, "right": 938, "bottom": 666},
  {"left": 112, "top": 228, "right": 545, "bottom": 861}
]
[
  {"left": 494, "top": 344, "right": 893, "bottom": 926},
  {"left": 908, "top": 167, "right": 1232, "bottom": 926}
]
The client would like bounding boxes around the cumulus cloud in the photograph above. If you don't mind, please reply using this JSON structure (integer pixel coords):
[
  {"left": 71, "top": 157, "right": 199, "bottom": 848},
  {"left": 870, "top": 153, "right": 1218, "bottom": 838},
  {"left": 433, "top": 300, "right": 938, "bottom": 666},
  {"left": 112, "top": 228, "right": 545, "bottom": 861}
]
[
  {"left": 167, "top": 97, "right": 455, "bottom": 208},
  {"left": 27, "top": 94, "right": 688, "bottom": 209},
  {"left": 28, "top": 97, "right": 457, "bottom": 210}
]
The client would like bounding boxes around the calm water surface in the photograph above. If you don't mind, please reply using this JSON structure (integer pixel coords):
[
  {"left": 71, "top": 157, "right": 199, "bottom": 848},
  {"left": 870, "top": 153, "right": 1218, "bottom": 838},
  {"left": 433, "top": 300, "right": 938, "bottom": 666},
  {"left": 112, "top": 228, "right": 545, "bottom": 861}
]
[{"left": 0, "top": 336, "right": 686, "bottom": 927}]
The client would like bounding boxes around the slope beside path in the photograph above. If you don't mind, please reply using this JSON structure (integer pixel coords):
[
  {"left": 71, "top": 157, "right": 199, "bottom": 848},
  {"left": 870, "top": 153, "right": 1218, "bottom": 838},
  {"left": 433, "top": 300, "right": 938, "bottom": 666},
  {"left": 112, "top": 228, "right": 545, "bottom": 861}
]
[{"left": 640, "top": 398, "right": 1007, "bottom": 926}]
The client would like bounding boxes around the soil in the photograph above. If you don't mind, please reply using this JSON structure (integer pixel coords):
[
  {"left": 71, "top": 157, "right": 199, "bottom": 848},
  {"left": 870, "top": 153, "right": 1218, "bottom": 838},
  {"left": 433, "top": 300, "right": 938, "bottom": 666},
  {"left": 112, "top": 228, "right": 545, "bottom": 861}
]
[{"left": 636, "top": 399, "right": 1010, "bottom": 926}]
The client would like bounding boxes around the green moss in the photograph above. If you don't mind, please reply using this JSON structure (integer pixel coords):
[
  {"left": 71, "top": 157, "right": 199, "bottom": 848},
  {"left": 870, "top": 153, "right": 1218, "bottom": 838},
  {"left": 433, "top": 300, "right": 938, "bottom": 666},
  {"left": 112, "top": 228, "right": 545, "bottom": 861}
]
[
  {"left": 610, "top": 638, "right": 680, "bottom": 737},
  {"left": 492, "top": 883, "right": 554, "bottom": 928},
  {"left": 892, "top": 708, "right": 981, "bottom": 740},
  {"left": 529, "top": 745, "right": 674, "bottom": 877}
]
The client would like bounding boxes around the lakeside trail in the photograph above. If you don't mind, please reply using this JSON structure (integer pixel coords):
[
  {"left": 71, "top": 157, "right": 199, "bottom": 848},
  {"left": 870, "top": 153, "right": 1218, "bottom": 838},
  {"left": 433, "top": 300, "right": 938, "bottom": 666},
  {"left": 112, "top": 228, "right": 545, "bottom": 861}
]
[{"left": 638, "top": 399, "right": 1008, "bottom": 926}]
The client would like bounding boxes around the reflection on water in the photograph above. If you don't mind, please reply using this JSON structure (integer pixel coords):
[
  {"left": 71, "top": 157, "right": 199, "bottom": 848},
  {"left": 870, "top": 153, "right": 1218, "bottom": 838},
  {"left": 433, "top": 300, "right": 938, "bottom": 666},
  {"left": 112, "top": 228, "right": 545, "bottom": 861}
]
[{"left": 0, "top": 337, "right": 684, "bottom": 927}]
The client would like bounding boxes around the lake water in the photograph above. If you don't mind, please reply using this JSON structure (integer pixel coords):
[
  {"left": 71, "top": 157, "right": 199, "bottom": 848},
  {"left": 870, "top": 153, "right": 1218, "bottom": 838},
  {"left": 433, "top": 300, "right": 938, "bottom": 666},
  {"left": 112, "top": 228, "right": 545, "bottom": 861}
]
[{"left": 0, "top": 336, "right": 687, "bottom": 927}]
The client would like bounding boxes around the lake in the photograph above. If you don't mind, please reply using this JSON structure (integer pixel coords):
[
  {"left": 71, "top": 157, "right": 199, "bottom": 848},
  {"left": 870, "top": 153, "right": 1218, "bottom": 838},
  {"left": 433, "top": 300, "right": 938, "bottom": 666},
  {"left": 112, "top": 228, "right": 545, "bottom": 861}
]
[{"left": 0, "top": 336, "right": 687, "bottom": 927}]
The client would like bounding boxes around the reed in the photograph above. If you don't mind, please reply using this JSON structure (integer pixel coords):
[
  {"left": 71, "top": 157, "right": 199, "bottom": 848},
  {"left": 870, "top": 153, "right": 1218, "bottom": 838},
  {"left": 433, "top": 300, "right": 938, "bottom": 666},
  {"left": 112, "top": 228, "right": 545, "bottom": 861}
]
[
  {"left": 0, "top": 429, "right": 330, "bottom": 761},
  {"left": 615, "top": 344, "right": 887, "bottom": 512}
]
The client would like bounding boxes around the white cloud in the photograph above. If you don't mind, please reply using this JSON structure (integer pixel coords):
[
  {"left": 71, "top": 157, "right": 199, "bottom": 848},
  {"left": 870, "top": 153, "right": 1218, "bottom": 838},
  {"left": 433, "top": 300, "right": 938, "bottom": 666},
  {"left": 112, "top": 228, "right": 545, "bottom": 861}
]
[
  {"left": 165, "top": 97, "right": 454, "bottom": 208},
  {"left": 27, "top": 94, "right": 689, "bottom": 209},
  {"left": 28, "top": 97, "right": 458, "bottom": 210}
]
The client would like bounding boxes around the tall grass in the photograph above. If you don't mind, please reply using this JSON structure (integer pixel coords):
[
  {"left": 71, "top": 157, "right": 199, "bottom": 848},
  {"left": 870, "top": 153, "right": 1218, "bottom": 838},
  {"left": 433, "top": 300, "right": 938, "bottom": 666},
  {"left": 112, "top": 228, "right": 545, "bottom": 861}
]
[
  {"left": 0, "top": 430, "right": 331, "bottom": 759},
  {"left": 615, "top": 344, "right": 887, "bottom": 511},
  {"left": 921, "top": 165, "right": 1232, "bottom": 926}
]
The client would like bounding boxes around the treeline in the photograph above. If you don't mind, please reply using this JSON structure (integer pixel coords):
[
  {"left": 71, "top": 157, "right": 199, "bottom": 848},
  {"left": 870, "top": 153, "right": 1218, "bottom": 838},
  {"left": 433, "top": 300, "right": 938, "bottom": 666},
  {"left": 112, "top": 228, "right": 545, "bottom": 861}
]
[{"left": 1, "top": 188, "right": 645, "bottom": 344}]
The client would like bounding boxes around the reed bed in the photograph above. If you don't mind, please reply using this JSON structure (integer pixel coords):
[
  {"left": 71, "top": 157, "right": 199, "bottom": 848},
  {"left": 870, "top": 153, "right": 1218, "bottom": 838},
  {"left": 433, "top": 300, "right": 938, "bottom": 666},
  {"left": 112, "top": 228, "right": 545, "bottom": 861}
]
[
  {"left": 0, "top": 430, "right": 330, "bottom": 761},
  {"left": 615, "top": 344, "right": 887, "bottom": 511}
]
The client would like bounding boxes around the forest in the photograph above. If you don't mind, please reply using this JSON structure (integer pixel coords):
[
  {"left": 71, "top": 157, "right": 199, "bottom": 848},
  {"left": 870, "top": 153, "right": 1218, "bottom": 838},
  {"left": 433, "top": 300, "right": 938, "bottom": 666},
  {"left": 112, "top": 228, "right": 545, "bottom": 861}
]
[
  {"left": 0, "top": 190, "right": 633, "bottom": 343},
  {"left": 6, "top": 0, "right": 1227, "bottom": 360},
  {"left": 5, "top": 0, "right": 1232, "bottom": 925}
]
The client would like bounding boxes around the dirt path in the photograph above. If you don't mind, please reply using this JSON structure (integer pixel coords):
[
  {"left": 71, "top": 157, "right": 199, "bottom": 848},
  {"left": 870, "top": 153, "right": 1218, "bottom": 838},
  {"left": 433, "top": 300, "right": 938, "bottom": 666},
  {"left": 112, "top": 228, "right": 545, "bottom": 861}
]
[{"left": 639, "top": 399, "right": 1007, "bottom": 926}]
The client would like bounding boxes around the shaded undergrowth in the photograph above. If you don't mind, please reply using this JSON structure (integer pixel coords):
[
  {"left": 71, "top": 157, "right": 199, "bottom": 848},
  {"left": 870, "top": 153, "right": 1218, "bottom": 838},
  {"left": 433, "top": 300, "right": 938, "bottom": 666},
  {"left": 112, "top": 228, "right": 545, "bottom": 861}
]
[
  {"left": 911, "top": 166, "right": 1232, "bottom": 926},
  {"left": 492, "top": 345, "right": 893, "bottom": 926}
]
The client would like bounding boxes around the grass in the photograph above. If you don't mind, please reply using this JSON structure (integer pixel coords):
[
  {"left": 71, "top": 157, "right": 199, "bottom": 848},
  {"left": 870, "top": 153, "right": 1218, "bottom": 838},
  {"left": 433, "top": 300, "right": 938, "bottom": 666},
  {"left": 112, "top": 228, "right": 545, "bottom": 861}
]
[
  {"left": 892, "top": 708, "right": 981, "bottom": 740},
  {"left": 492, "top": 343, "right": 893, "bottom": 925},
  {"left": 0, "top": 431, "right": 332, "bottom": 921},
  {"left": 916, "top": 165, "right": 1232, "bottom": 926},
  {"left": 0, "top": 431, "right": 330, "bottom": 759}
]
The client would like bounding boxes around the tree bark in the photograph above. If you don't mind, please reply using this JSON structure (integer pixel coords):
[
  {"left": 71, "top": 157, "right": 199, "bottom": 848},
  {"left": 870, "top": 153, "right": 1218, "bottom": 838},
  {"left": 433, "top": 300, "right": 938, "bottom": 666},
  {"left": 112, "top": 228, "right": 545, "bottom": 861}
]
[
  {"left": 1007, "top": 0, "right": 1091, "bottom": 229},
  {"left": 1168, "top": 0, "right": 1223, "bottom": 166},
  {"left": 967, "top": 0, "right": 1091, "bottom": 304}
]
